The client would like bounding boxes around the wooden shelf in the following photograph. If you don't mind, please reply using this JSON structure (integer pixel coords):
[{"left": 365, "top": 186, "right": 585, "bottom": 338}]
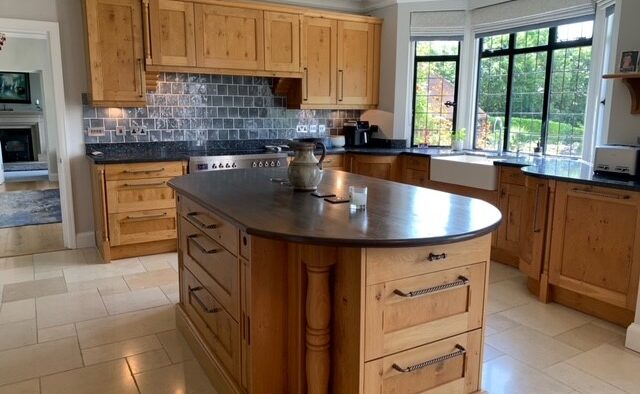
[{"left": 603, "top": 73, "right": 640, "bottom": 114}]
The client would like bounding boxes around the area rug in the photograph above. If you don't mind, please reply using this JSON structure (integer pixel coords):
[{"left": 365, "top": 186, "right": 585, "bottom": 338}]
[
  {"left": 0, "top": 189, "right": 62, "bottom": 228},
  {"left": 3, "top": 162, "right": 48, "bottom": 172}
]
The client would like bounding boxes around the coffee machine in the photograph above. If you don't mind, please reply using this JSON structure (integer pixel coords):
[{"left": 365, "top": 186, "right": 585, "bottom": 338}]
[{"left": 344, "top": 121, "right": 371, "bottom": 146}]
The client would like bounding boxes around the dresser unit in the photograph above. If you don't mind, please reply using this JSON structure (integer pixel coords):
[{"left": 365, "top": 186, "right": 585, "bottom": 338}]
[{"left": 90, "top": 160, "right": 187, "bottom": 262}]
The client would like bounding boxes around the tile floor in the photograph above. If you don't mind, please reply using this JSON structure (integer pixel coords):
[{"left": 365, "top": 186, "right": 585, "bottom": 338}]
[{"left": 0, "top": 250, "right": 638, "bottom": 393}]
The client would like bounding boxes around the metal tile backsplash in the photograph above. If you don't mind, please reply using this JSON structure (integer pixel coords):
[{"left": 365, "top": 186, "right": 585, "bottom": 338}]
[{"left": 82, "top": 73, "right": 361, "bottom": 144}]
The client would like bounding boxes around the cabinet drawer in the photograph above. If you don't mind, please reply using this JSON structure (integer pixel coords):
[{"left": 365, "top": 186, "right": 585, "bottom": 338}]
[
  {"left": 179, "top": 196, "right": 239, "bottom": 255},
  {"left": 364, "top": 329, "right": 482, "bottom": 394},
  {"left": 105, "top": 161, "right": 184, "bottom": 181},
  {"left": 405, "top": 156, "right": 429, "bottom": 171},
  {"left": 500, "top": 166, "right": 525, "bottom": 186},
  {"left": 366, "top": 235, "right": 491, "bottom": 285},
  {"left": 106, "top": 177, "right": 176, "bottom": 213},
  {"left": 365, "top": 262, "right": 485, "bottom": 360},
  {"left": 323, "top": 154, "right": 344, "bottom": 168},
  {"left": 181, "top": 266, "right": 241, "bottom": 381},
  {"left": 108, "top": 208, "right": 177, "bottom": 246},
  {"left": 404, "top": 168, "right": 428, "bottom": 186},
  {"left": 181, "top": 218, "right": 239, "bottom": 320}
]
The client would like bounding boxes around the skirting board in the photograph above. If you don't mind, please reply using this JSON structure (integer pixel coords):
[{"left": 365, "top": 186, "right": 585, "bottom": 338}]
[
  {"left": 76, "top": 231, "right": 96, "bottom": 249},
  {"left": 626, "top": 323, "right": 640, "bottom": 353}
]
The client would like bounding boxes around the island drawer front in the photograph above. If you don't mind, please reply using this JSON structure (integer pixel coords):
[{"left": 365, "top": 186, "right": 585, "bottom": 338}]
[
  {"left": 181, "top": 266, "right": 241, "bottom": 382},
  {"left": 366, "top": 235, "right": 491, "bottom": 285},
  {"left": 105, "top": 161, "right": 184, "bottom": 181},
  {"left": 500, "top": 166, "right": 525, "bottom": 186},
  {"left": 181, "top": 218, "right": 239, "bottom": 321},
  {"left": 179, "top": 196, "right": 239, "bottom": 256},
  {"left": 365, "top": 262, "right": 485, "bottom": 360},
  {"left": 108, "top": 208, "right": 177, "bottom": 246},
  {"left": 106, "top": 177, "right": 176, "bottom": 213},
  {"left": 364, "top": 329, "right": 482, "bottom": 394}
]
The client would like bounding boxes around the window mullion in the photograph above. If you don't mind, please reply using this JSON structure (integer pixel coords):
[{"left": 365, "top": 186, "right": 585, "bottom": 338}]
[{"left": 503, "top": 34, "right": 516, "bottom": 153}]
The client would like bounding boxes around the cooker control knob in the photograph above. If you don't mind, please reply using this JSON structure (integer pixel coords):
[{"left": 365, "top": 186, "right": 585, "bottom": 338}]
[{"left": 252, "top": 162, "right": 257, "bottom": 168}]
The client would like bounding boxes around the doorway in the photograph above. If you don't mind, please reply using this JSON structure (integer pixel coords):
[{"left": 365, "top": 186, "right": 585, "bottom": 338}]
[{"left": 0, "top": 19, "right": 75, "bottom": 257}]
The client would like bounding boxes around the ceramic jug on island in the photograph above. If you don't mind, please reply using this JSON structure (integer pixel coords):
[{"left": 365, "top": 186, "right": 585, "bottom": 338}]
[{"left": 287, "top": 140, "right": 326, "bottom": 191}]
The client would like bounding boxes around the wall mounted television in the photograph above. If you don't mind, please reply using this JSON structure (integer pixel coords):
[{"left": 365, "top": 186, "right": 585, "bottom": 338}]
[{"left": 0, "top": 72, "right": 31, "bottom": 104}]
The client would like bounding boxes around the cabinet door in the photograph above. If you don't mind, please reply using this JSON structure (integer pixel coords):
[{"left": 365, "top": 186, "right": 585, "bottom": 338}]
[
  {"left": 149, "top": 0, "right": 195, "bottom": 67},
  {"left": 84, "top": 0, "right": 146, "bottom": 106},
  {"left": 549, "top": 183, "right": 640, "bottom": 309},
  {"left": 302, "top": 17, "right": 337, "bottom": 105},
  {"left": 351, "top": 155, "right": 397, "bottom": 181},
  {"left": 519, "top": 177, "right": 548, "bottom": 279},
  {"left": 337, "top": 20, "right": 375, "bottom": 105},
  {"left": 496, "top": 183, "right": 525, "bottom": 255},
  {"left": 264, "top": 11, "right": 301, "bottom": 73},
  {"left": 194, "top": 4, "right": 264, "bottom": 70}
]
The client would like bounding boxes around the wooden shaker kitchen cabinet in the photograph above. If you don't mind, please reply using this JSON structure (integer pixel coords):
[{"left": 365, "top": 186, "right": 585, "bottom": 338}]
[
  {"left": 337, "top": 20, "right": 376, "bottom": 105},
  {"left": 148, "top": 0, "right": 196, "bottom": 67},
  {"left": 548, "top": 182, "right": 640, "bottom": 311},
  {"left": 493, "top": 167, "right": 526, "bottom": 267},
  {"left": 301, "top": 17, "right": 338, "bottom": 105},
  {"left": 264, "top": 11, "right": 301, "bottom": 73},
  {"left": 347, "top": 154, "right": 400, "bottom": 181},
  {"left": 519, "top": 176, "right": 549, "bottom": 281},
  {"left": 194, "top": 4, "right": 265, "bottom": 71},
  {"left": 84, "top": 0, "right": 146, "bottom": 107}
]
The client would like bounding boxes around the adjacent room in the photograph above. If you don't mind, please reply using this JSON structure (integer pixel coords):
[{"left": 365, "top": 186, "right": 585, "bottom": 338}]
[{"left": 0, "top": 0, "right": 639, "bottom": 393}]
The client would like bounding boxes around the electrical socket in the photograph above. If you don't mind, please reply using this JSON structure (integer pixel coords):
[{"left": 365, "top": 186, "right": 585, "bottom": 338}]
[
  {"left": 296, "top": 124, "right": 308, "bottom": 133},
  {"left": 115, "top": 126, "right": 126, "bottom": 136},
  {"left": 131, "top": 126, "right": 147, "bottom": 136},
  {"left": 309, "top": 124, "right": 318, "bottom": 134},
  {"left": 87, "top": 127, "right": 105, "bottom": 137},
  {"left": 318, "top": 125, "right": 326, "bottom": 134}
]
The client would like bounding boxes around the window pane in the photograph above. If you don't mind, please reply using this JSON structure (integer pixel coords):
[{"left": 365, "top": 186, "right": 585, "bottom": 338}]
[
  {"left": 416, "top": 41, "right": 459, "bottom": 56},
  {"left": 413, "top": 60, "right": 457, "bottom": 146},
  {"left": 515, "top": 28, "right": 549, "bottom": 49},
  {"left": 475, "top": 56, "right": 509, "bottom": 150},
  {"left": 546, "top": 46, "right": 592, "bottom": 157},
  {"left": 556, "top": 21, "right": 593, "bottom": 42},
  {"left": 509, "top": 51, "right": 547, "bottom": 153},
  {"left": 482, "top": 34, "right": 510, "bottom": 53}
]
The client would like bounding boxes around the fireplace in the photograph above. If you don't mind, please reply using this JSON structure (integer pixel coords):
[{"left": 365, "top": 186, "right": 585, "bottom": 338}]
[{"left": 0, "top": 128, "right": 35, "bottom": 162}]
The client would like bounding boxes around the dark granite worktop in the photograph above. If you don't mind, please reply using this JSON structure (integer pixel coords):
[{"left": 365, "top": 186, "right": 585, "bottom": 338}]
[
  {"left": 86, "top": 142, "right": 640, "bottom": 191},
  {"left": 168, "top": 168, "right": 502, "bottom": 247}
]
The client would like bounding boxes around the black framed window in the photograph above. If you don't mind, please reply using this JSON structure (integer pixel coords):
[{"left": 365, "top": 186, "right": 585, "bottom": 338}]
[
  {"left": 411, "top": 41, "right": 461, "bottom": 147},
  {"left": 474, "top": 20, "right": 593, "bottom": 157}
]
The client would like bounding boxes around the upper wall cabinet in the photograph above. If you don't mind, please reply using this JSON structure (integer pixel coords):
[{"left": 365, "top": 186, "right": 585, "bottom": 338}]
[
  {"left": 264, "top": 11, "right": 301, "bottom": 73},
  {"left": 194, "top": 4, "right": 264, "bottom": 71},
  {"left": 84, "top": 0, "right": 146, "bottom": 107},
  {"left": 148, "top": 0, "right": 196, "bottom": 67},
  {"left": 337, "top": 21, "right": 376, "bottom": 106},
  {"left": 302, "top": 17, "right": 338, "bottom": 105}
]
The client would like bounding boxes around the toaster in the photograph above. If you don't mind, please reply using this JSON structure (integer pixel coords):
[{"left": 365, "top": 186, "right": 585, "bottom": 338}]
[{"left": 594, "top": 145, "right": 640, "bottom": 177}]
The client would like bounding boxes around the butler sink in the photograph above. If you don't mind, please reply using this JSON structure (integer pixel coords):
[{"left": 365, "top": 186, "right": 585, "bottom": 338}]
[{"left": 430, "top": 155, "right": 500, "bottom": 191}]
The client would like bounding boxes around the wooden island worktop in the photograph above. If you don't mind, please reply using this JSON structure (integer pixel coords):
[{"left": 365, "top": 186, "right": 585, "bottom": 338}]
[{"left": 168, "top": 169, "right": 501, "bottom": 393}]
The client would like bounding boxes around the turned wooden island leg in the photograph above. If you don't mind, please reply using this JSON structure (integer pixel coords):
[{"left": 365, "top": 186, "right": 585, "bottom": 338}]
[{"left": 302, "top": 246, "right": 336, "bottom": 394}]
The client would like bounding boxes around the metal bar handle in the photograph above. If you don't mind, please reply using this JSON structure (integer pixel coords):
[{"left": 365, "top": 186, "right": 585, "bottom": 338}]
[
  {"left": 427, "top": 252, "right": 447, "bottom": 262},
  {"left": 123, "top": 167, "right": 165, "bottom": 174},
  {"left": 572, "top": 188, "right": 630, "bottom": 200},
  {"left": 122, "top": 181, "right": 166, "bottom": 188},
  {"left": 303, "top": 67, "right": 309, "bottom": 101},
  {"left": 123, "top": 212, "right": 167, "bottom": 221},
  {"left": 394, "top": 276, "right": 469, "bottom": 299},
  {"left": 338, "top": 69, "right": 344, "bottom": 101},
  {"left": 137, "top": 58, "right": 145, "bottom": 98},
  {"left": 188, "top": 286, "right": 221, "bottom": 314},
  {"left": 187, "top": 212, "right": 218, "bottom": 229},
  {"left": 392, "top": 345, "right": 466, "bottom": 373},
  {"left": 532, "top": 183, "right": 543, "bottom": 233},
  {"left": 188, "top": 235, "right": 220, "bottom": 254}
]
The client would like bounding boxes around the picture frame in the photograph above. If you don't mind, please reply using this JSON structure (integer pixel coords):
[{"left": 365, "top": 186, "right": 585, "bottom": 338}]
[
  {"left": 0, "top": 72, "right": 31, "bottom": 104},
  {"left": 619, "top": 50, "right": 639, "bottom": 73}
]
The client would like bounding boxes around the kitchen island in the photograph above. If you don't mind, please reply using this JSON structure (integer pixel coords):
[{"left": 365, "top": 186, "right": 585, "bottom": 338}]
[{"left": 168, "top": 168, "right": 501, "bottom": 393}]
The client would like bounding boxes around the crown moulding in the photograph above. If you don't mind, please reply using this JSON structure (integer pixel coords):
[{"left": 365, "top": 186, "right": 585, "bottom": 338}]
[{"left": 260, "top": 0, "right": 514, "bottom": 13}]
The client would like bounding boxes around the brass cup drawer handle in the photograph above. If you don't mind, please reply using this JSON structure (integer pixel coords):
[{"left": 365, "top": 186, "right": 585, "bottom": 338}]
[
  {"left": 392, "top": 344, "right": 466, "bottom": 373},
  {"left": 426, "top": 252, "right": 447, "bottom": 262},
  {"left": 122, "top": 181, "right": 166, "bottom": 188},
  {"left": 123, "top": 168, "right": 165, "bottom": 174},
  {"left": 187, "top": 212, "right": 218, "bottom": 229},
  {"left": 123, "top": 212, "right": 167, "bottom": 221},
  {"left": 394, "top": 276, "right": 469, "bottom": 298},
  {"left": 188, "top": 235, "right": 221, "bottom": 255},
  {"left": 188, "top": 286, "right": 221, "bottom": 314}
]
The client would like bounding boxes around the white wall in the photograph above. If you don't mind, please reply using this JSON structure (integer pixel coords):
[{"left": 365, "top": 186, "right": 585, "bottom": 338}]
[
  {"left": 605, "top": 0, "right": 640, "bottom": 145},
  {"left": 0, "top": 0, "right": 57, "bottom": 22},
  {"left": 0, "top": 37, "right": 58, "bottom": 175}
]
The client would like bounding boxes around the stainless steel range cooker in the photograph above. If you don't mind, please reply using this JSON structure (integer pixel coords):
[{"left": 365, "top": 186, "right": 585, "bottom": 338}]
[{"left": 188, "top": 153, "right": 289, "bottom": 173}]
